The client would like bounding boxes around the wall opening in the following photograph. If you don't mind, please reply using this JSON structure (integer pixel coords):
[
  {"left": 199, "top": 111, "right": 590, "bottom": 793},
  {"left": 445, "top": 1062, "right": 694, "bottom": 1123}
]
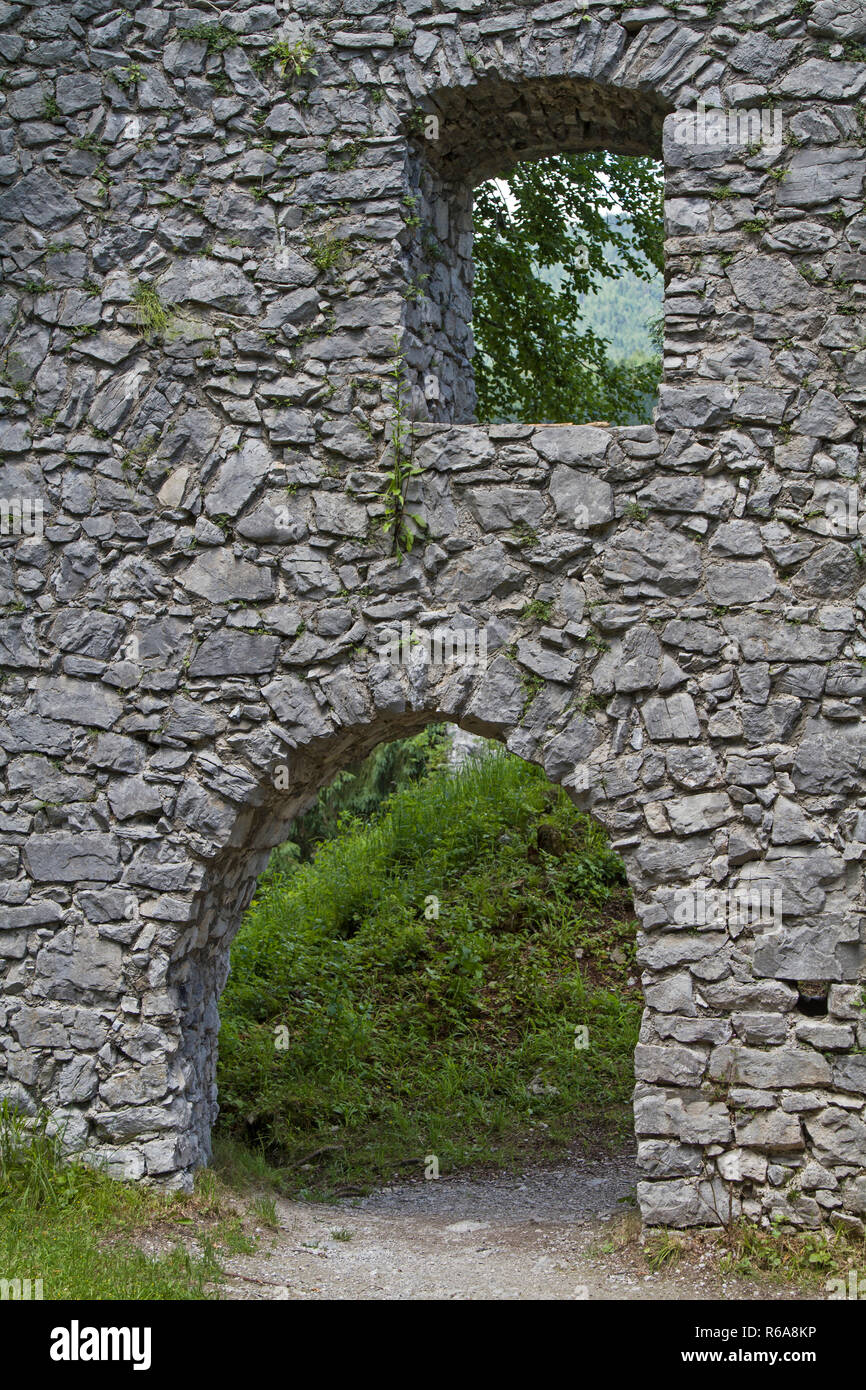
[
  {"left": 793, "top": 982, "right": 830, "bottom": 1018},
  {"left": 403, "top": 74, "right": 670, "bottom": 428},
  {"left": 211, "top": 725, "right": 641, "bottom": 1198}
]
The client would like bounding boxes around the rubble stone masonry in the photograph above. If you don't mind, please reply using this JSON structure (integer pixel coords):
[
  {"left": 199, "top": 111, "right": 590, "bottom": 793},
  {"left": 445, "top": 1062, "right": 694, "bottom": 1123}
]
[{"left": 1, "top": 0, "right": 865, "bottom": 1228}]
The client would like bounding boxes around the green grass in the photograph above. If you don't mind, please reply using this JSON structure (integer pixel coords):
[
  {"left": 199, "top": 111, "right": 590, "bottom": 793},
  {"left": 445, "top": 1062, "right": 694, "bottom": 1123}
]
[
  {"left": 308, "top": 236, "right": 349, "bottom": 273},
  {"left": 178, "top": 22, "right": 239, "bottom": 55},
  {"left": 1, "top": 749, "right": 642, "bottom": 1294},
  {"left": 217, "top": 749, "right": 641, "bottom": 1198},
  {"left": 132, "top": 282, "right": 171, "bottom": 340},
  {"left": 719, "top": 1218, "right": 866, "bottom": 1292},
  {"left": 0, "top": 1104, "right": 247, "bottom": 1300},
  {"left": 269, "top": 39, "right": 317, "bottom": 82}
]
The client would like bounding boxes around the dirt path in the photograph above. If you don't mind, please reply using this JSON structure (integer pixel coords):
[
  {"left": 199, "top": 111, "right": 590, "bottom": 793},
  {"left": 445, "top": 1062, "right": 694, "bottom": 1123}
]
[{"left": 215, "top": 1155, "right": 815, "bottom": 1301}]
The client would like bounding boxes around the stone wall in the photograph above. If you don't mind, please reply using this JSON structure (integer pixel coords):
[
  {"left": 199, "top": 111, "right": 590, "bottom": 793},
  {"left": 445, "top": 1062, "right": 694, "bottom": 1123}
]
[{"left": 1, "top": 0, "right": 866, "bottom": 1230}]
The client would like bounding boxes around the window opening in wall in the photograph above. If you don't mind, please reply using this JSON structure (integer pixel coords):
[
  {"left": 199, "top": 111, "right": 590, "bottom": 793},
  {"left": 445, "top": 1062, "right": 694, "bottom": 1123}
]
[{"left": 472, "top": 151, "right": 664, "bottom": 428}]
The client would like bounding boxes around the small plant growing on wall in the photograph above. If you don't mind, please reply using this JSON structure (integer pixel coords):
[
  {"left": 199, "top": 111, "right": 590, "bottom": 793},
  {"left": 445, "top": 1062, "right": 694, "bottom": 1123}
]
[
  {"left": 308, "top": 235, "right": 349, "bottom": 274},
  {"left": 179, "top": 22, "right": 239, "bottom": 54},
  {"left": 269, "top": 39, "right": 317, "bottom": 85},
  {"left": 116, "top": 62, "right": 144, "bottom": 89},
  {"left": 380, "top": 338, "right": 425, "bottom": 558},
  {"left": 132, "top": 282, "right": 171, "bottom": 340}
]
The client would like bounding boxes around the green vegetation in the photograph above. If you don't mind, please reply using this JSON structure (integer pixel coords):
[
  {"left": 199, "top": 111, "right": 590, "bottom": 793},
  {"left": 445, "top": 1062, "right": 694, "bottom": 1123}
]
[
  {"left": 132, "top": 282, "right": 171, "bottom": 340},
  {"left": 720, "top": 1217, "right": 866, "bottom": 1293},
  {"left": 473, "top": 152, "right": 663, "bottom": 424},
  {"left": 178, "top": 22, "right": 239, "bottom": 55},
  {"left": 0, "top": 1104, "right": 249, "bottom": 1300},
  {"left": 566, "top": 244, "right": 663, "bottom": 367},
  {"left": 520, "top": 598, "right": 554, "bottom": 623},
  {"left": 272, "top": 726, "right": 450, "bottom": 869},
  {"left": 217, "top": 744, "right": 640, "bottom": 1198},
  {"left": 308, "top": 235, "right": 349, "bottom": 273},
  {"left": 326, "top": 139, "right": 364, "bottom": 172},
  {"left": 643, "top": 1229, "right": 686, "bottom": 1270},
  {"left": 269, "top": 39, "right": 317, "bottom": 83},
  {"left": 117, "top": 62, "right": 144, "bottom": 89},
  {"left": 380, "top": 341, "right": 425, "bottom": 557}
]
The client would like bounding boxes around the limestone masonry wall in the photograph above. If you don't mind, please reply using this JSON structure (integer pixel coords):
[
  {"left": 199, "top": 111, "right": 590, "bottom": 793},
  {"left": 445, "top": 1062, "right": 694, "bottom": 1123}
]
[{"left": 1, "top": 0, "right": 866, "bottom": 1229}]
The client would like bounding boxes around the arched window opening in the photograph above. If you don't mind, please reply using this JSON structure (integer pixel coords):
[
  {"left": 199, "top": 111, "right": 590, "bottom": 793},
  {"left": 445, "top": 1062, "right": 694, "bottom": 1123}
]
[{"left": 213, "top": 727, "right": 640, "bottom": 1199}]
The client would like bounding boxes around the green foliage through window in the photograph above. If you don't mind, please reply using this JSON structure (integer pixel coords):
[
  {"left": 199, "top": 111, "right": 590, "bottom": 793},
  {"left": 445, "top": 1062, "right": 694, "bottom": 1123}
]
[{"left": 473, "top": 152, "right": 664, "bottom": 424}]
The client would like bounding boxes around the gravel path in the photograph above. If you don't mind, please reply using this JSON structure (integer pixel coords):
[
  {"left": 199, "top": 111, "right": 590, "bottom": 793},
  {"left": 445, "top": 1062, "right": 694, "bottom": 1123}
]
[{"left": 215, "top": 1155, "right": 814, "bottom": 1302}]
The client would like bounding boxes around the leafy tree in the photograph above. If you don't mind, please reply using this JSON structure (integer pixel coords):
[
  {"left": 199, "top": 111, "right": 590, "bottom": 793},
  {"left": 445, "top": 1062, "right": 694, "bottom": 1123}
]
[
  {"left": 472, "top": 151, "right": 664, "bottom": 424},
  {"left": 269, "top": 726, "right": 450, "bottom": 870}
]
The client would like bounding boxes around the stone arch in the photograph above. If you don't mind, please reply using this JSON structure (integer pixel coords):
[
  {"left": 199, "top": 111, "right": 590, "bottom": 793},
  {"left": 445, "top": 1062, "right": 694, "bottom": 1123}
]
[
  {"left": 164, "top": 695, "right": 636, "bottom": 1187},
  {"left": 2, "top": 2, "right": 866, "bottom": 1231}
]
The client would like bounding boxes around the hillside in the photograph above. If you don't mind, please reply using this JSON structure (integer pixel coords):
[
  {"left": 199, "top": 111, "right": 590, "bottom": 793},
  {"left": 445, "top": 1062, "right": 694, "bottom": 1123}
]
[{"left": 216, "top": 743, "right": 641, "bottom": 1198}]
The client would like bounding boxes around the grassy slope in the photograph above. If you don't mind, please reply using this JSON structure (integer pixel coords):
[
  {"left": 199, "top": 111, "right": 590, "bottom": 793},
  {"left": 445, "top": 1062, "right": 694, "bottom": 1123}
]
[
  {"left": 0, "top": 1107, "right": 253, "bottom": 1299},
  {"left": 217, "top": 751, "right": 643, "bottom": 1198}
]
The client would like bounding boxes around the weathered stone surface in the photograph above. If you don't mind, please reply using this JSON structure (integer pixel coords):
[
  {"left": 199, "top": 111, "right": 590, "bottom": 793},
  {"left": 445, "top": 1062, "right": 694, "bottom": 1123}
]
[
  {"left": 641, "top": 693, "right": 701, "bottom": 741},
  {"left": 726, "top": 255, "right": 813, "bottom": 312},
  {"left": 33, "top": 677, "right": 122, "bottom": 730},
  {"left": 107, "top": 777, "right": 164, "bottom": 821},
  {"left": 179, "top": 553, "right": 274, "bottom": 603},
  {"left": 709, "top": 1048, "right": 831, "bottom": 1089},
  {"left": 615, "top": 624, "right": 661, "bottom": 693},
  {"left": 780, "top": 60, "right": 866, "bottom": 101},
  {"left": 0, "top": 0, "right": 863, "bottom": 1231},
  {"left": 635, "top": 1044, "right": 707, "bottom": 1086},
  {"left": 467, "top": 487, "right": 546, "bottom": 530},
  {"left": 0, "top": 170, "right": 78, "bottom": 228},
  {"left": 531, "top": 425, "right": 610, "bottom": 466},
  {"left": 549, "top": 467, "right": 614, "bottom": 527},
  {"left": 189, "top": 632, "right": 280, "bottom": 677},
  {"left": 776, "top": 149, "right": 866, "bottom": 207},
  {"left": 637, "top": 1179, "right": 724, "bottom": 1227},
  {"left": 753, "top": 917, "right": 864, "bottom": 982},
  {"left": 436, "top": 543, "right": 521, "bottom": 603},
  {"left": 157, "top": 258, "right": 261, "bottom": 316},
  {"left": 706, "top": 562, "right": 775, "bottom": 606},
  {"left": 605, "top": 524, "right": 701, "bottom": 594},
  {"left": 665, "top": 793, "right": 732, "bottom": 835},
  {"left": 314, "top": 493, "right": 368, "bottom": 538},
  {"left": 734, "top": 1111, "right": 804, "bottom": 1153},
  {"left": 805, "top": 1109, "right": 866, "bottom": 1166},
  {"left": 203, "top": 439, "right": 271, "bottom": 519},
  {"left": 24, "top": 835, "right": 121, "bottom": 883}
]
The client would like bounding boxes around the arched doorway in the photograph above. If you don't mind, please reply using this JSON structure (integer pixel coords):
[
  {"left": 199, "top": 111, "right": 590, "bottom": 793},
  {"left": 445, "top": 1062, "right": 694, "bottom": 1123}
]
[{"left": 212, "top": 725, "right": 642, "bottom": 1198}]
